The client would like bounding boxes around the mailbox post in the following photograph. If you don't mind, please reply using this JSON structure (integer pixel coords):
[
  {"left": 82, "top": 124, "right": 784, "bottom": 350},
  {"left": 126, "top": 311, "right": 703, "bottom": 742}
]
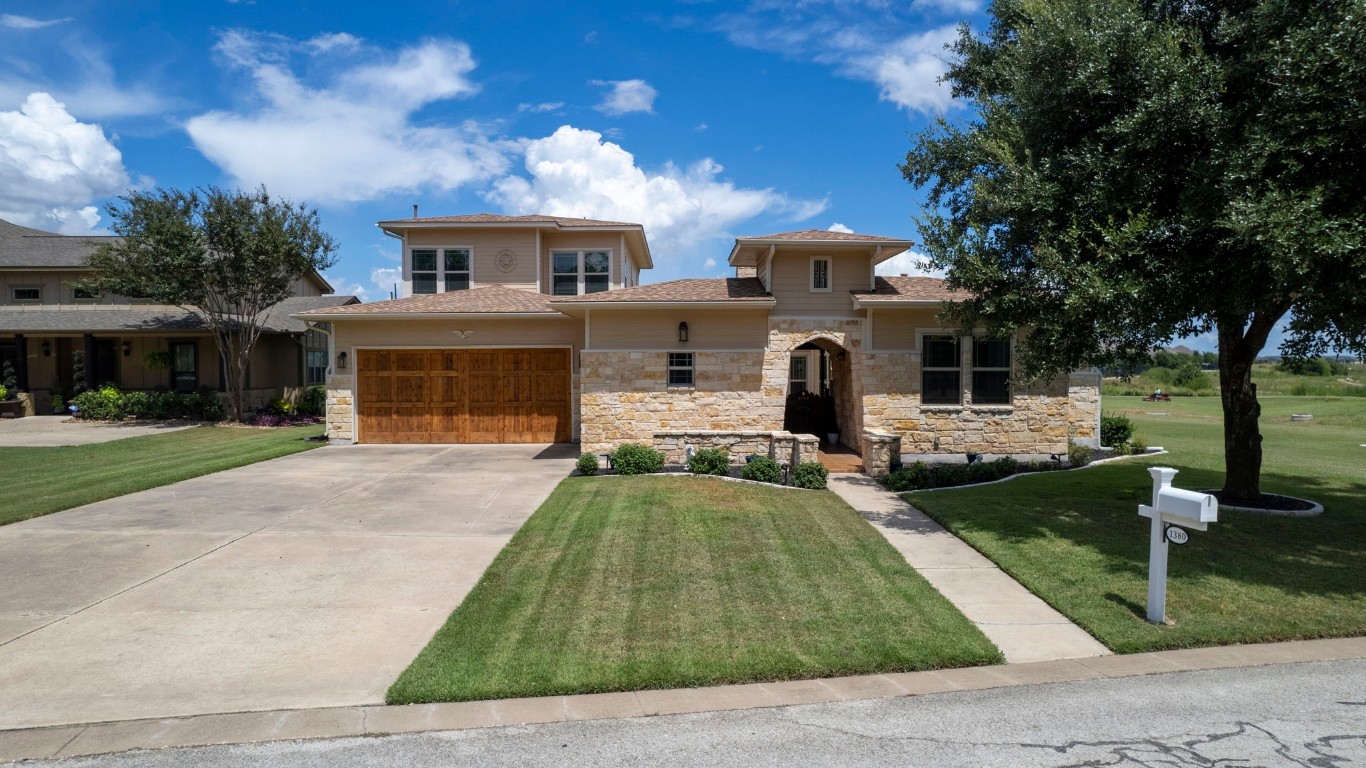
[{"left": 1137, "top": 467, "right": 1217, "bottom": 624}]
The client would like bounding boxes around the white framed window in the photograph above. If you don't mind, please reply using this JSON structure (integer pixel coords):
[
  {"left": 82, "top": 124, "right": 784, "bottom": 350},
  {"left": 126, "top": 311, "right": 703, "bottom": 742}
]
[
  {"left": 668, "top": 352, "right": 694, "bottom": 387},
  {"left": 11, "top": 286, "right": 41, "bottom": 303},
  {"left": 971, "top": 337, "right": 1012, "bottom": 405},
  {"left": 789, "top": 356, "right": 808, "bottom": 395},
  {"left": 921, "top": 335, "right": 961, "bottom": 405},
  {"left": 551, "top": 250, "right": 611, "bottom": 296},
  {"left": 810, "top": 256, "right": 832, "bottom": 292},
  {"left": 306, "top": 350, "right": 328, "bottom": 385},
  {"left": 409, "top": 247, "right": 473, "bottom": 295}
]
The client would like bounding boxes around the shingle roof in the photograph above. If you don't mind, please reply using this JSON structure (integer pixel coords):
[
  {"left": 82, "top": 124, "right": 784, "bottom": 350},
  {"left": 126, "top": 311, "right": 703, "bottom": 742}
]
[
  {"left": 738, "top": 229, "right": 910, "bottom": 243},
  {"left": 852, "top": 276, "right": 969, "bottom": 303},
  {"left": 0, "top": 295, "right": 356, "bottom": 334},
  {"left": 548, "top": 278, "right": 773, "bottom": 304},
  {"left": 294, "top": 284, "right": 561, "bottom": 316},
  {"left": 0, "top": 218, "right": 116, "bottom": 268},
  {"left": 378, "top": 213, "right": 641, "bottom": 228}
]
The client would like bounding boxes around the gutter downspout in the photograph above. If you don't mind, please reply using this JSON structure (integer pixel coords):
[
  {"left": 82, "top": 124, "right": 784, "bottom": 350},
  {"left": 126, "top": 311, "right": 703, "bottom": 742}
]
[{"left": 304, "top": 320, "right": 335, "bottom": 440}]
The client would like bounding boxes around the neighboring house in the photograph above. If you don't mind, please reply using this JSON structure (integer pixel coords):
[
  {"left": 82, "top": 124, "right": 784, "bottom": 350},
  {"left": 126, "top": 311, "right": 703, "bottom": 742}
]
[
  {"left": 298, "top": 214, "right": 1100, "bottom": 474},
  {"left": 0, "top": 218, "right": 358, "bottom": 415}
]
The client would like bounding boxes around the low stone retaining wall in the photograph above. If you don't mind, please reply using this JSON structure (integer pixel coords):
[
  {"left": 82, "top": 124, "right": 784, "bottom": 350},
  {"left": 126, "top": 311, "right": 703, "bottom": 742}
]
[{"left": 653, "top": 430, "right": 820, "bottom": 468}]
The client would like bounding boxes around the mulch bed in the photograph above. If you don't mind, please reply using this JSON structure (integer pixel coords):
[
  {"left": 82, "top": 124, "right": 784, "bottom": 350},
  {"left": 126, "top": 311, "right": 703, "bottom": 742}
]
[{"left": 1208, "top": 490, "right": 1319, "bottom": 513}]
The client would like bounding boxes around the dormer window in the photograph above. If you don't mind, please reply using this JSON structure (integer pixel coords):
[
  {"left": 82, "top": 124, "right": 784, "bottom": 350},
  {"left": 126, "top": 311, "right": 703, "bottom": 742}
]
[
  {"left": 410, "top": 247, "right": 472, "bottom": 294},
  {"left": 551, "top": 250, "right": 611, "bottom": 295},
  {"left": 810, "top": 257, "right": 831, "bottom": 292}
]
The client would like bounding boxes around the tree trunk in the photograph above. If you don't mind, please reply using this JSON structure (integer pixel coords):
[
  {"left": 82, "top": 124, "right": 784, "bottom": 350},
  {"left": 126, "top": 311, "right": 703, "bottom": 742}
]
[{"left": 1217, "top": 319, "right": 1263, "bottom": 502}]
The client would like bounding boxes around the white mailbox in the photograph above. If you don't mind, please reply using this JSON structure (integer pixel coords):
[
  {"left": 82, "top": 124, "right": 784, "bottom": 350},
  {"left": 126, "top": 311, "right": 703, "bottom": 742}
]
[{"left": 1138, "top": 467, "right": 1218, "bottom": 624}]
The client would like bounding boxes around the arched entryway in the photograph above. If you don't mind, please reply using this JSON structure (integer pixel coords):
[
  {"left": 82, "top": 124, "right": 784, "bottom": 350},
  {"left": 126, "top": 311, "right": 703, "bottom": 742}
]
[{"left": 782, "top": 337, "right": 858, "bottom": 457}]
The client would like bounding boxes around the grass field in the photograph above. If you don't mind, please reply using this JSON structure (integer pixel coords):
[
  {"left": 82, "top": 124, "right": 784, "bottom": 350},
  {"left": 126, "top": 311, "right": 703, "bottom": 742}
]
[
  {"left": 0, "top": 424, "right": 323, "bottom": 526},
  {"left": 906, "top": 395, "right": 1365, "bottom": 653},
  {"left": 389, "top": 476, "right": 1002, "bottom": 704},
  {"left": 1104, "top": 362, "right": 1365, "bottom": 398}
]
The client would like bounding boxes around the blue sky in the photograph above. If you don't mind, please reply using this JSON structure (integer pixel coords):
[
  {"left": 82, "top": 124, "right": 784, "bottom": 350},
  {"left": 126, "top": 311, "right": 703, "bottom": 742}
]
[{"left": 2, "top": 0, "right": 1241, "bottom": 351}]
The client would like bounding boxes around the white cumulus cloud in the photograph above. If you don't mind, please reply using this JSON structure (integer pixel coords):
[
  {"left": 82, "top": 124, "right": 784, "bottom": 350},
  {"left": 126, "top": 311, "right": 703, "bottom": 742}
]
[
  {"left": 487, "top": 125, "right": 826, "bottom": 265},
  {"left": 371, "top": 267, "right": 404, "bottom": 299},
  {"left": 592, "top": 79, "right": 657, "bottom": 116},
  {"left": 185, "top": 31, "right": 508, "bottom": 204},
  {"left": 852, "top": 26, "right": 960, "bottom": 114},
  {"left": 875, "top": 249, "right": 941, "bottom": 277},
  {"left": 0, "top": 92, "right": 128, "bottom": 233},
  {"left": 827, "top": 222, "right": 854, "bottom": 233}
]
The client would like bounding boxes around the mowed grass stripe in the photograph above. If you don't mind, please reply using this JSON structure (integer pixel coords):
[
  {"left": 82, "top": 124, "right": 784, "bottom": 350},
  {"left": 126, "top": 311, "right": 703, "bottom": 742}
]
[
  {"left": 388, "top": 476, "right": 1001, "bottom": 704},
  {"left": 0, "top": 424, "right": 323, "bottom": 526}
]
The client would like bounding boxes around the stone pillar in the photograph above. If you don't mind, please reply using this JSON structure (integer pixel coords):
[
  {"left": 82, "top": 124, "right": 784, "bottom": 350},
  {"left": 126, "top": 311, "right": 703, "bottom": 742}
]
[
  {"left": 326, "top": 375, "right": 354, "bottom": 444},
  {"left": 793, "top": 433, "right": 820, "bottom": 468},
  {"left": 861, "top": 430, "right": 902, "bottom": 478}
]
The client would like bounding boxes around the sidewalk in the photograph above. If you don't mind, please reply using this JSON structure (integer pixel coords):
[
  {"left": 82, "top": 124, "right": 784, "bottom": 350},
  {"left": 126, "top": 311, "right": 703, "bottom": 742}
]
[
  {"left": 828, "top": 473, "right": 1110, "bottom": 663},
  {"left": 2, "top": 636, "right": 1362, "bottom": 763}
]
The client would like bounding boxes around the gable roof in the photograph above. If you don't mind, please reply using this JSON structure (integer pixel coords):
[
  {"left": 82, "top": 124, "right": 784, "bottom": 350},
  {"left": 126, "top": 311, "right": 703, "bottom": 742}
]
[
  {"left": 728, "top": 229, "right": 914, "bottom": 267},
  {"left": 740, "top": 229, "right": 911, "bottom": 243},
  {"left": 0, "top": 295, "right": 358, "bottom": 334},
  {"left": 0, "top": 218, "right": 117, "bottom": 268},
  {"left": 851, "top": 276, "right": 969, "bottom": 307},
  {"left": 547, "top": 278, "right": 774, "bottom": 307},
  {"left": 293, "top": 284, "right": 562, "bottom": 318}
]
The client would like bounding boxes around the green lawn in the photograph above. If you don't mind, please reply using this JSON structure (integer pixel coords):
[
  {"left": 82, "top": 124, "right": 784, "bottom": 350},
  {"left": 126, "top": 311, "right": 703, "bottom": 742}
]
[
  {"left": 0, "top": 424, "right": 324, "bottom": 526},
  {"left": 389, "top": 476, "right": 1002, "bottom": 704},
  {"left": 906, "top": 395, "right": 1366, "bottom": 653},
  {"left": 1104, "top": 361, "right": 1366, "bottom": 398}
]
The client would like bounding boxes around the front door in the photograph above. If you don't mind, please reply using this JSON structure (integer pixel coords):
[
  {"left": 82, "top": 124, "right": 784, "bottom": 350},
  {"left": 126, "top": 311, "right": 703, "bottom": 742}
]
[
  {"left": 170, "top": 341, "right": 198, "bottom": 394},
  {"left": 91, "top": 339, "right": 119, "bottom": 388}
]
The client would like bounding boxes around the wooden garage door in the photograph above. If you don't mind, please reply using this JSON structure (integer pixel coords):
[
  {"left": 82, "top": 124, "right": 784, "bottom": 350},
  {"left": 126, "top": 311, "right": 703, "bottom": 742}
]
[{"left": 357, "top": 349, "right": 571, "bottom": 444}]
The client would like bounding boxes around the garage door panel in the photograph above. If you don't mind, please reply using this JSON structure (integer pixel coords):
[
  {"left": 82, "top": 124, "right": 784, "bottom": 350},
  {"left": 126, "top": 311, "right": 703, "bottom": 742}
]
[{"left": 357, "top": 347, "right": 570, "bottom": 444}]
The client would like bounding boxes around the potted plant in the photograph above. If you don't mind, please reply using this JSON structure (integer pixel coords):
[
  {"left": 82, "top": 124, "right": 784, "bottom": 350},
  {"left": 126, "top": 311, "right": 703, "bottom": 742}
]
[{"left": 50, "top": 394, "right": 64, "bottom": 415}]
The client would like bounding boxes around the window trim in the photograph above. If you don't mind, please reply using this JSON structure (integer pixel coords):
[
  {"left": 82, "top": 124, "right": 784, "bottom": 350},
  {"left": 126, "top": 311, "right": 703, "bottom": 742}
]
[
  {"left": 667, "top": 351, "right": 695, "bottom": 388},
  {"left": 920, "top": 333, "right": 962, "bottom": 406},
  {"left": 970, "top": 336, "right": 1013, "bottom": 406},
  {"left": 11, "top": 286, "right": 42, "bottom": 304},
  {"left": 809, "top": 255, "right": 832, "bottom": 293},
  {"left": 407, "top": 245, "right": 475, "bottom": 295},
  {"left": 550, "top": 249, "right": 613, "bottom": 296}
]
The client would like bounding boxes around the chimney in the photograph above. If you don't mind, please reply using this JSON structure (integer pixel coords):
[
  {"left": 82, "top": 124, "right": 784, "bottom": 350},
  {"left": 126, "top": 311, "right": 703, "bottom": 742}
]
[{"left": 412, "top": 204, "right": 419, "bottom": 219}]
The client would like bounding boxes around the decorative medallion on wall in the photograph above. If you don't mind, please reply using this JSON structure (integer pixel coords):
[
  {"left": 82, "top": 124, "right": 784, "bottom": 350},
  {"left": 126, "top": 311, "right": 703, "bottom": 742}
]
[{"left": 495, "top": 249, "right": 517, "bottom": 273}]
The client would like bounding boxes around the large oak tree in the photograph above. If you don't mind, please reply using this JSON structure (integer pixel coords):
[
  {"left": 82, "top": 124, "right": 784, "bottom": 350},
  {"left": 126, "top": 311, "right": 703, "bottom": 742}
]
[
  {"left": 86, "top": 187, "right": 337, "bottom": 421},
  {"left": 903, "top": 0, "right": 1365, "bottom": 501}
]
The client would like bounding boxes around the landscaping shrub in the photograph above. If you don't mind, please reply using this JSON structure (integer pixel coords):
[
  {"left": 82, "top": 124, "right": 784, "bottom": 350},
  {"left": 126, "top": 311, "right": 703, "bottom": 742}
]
[
  {"left": 884, "top": 461, "right": 931, "bottom": 492},
  {"left": 72, "top": 386, "right": 224, "bottom": 421},
  {"left": 266, "top": 397, "right": 295, "bottom": 416},
  {"left": 1129, "top": 436, "right": 1149, "bottom": 454},
  {"left": 991, "top": 456, "right": 1019, "bottom": 477},
  {"left": 1067, "top": 440, "right": 1091, "bottom": 468},
  {"left": 576, "top": 452, "right": 600, "bottom": 476},
  {"left": 1100, "top": 413, "right": 1135, "bottom": 447},
  {"left": 1173, "top": 361, "right": 1212, "bottom": 390},
  {"left": 1021, "top": 459, "right": 1063, "bottom": 473},
  {"left": 931, "top": 463, "right": 968, "bottom": 488},
  {"left": 1, "top": 360, "right": 15, "bottom": 393},
  {"left": 740, "top": 456, "right": 783, "bottom": 484},
  {"left": 612, "top": 443, "right": 664, "bottom": 475},
  {"left": 298, "top": 385, "right": 327, "bottom": 416},
  {"left": 687, "top": 447, "right": 730, "bottom": 476},
  {"left": 792, "top": 461, "right": 829, "bottom": 489},
  {"left": 0, "top": 385, "right": 7, "bottom": 402}
]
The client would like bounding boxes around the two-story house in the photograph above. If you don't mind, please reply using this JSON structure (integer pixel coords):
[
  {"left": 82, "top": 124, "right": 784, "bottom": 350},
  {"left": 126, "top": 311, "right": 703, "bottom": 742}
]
[
  {"left": 297, "top": 213, "right": 1100, "bottom": 475},
  {"left": 0, "top": 218, "right": 358, "bottom": 415}
]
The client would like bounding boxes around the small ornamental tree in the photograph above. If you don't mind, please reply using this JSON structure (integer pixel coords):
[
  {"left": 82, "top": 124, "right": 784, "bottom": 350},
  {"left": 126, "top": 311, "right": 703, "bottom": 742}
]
[
  {"left": 85, "top": 187, "right": 337, "bottom": 421},
  {"left": 902, "top": 0, "right": 1366, "bottom": 502}
]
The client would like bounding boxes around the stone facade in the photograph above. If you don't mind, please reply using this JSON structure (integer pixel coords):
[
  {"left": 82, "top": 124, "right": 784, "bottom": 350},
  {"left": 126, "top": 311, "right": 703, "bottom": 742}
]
[
  {"left": 326, "top": 375, "right": 354, "bottom": 444},
  {"left": 651, "top": 430, "right": 820, "bottom": 470}
]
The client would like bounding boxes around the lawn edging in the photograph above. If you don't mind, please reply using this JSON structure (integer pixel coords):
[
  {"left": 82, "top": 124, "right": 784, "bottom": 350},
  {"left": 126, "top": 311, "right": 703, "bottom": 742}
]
[
  {"left": 898, "top": 448, "right": 1169, "bottom": 496},
  {"left": 573, "top": 470, "right": 822, "bottom": 491}
]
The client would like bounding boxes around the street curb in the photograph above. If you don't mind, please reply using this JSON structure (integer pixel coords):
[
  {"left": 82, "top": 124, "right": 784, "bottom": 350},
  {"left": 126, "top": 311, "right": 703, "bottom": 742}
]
[{"left": 2, "top": 636, "right": 1363, "bottom": 763}]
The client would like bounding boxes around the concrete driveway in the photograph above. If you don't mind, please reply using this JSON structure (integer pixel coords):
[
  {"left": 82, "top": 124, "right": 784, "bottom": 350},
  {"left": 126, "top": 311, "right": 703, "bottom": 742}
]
[
  {"left": 0, "top": 415, "right": 196, "bottom": 447},
  {"left": 0, "top": 443, "right": 576, "bottom": 730}
]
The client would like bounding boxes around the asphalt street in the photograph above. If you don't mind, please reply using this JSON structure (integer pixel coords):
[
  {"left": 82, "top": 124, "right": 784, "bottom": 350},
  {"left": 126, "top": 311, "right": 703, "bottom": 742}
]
[{"left": 46, "top": 659, "right": 1366, "bottom": 767}]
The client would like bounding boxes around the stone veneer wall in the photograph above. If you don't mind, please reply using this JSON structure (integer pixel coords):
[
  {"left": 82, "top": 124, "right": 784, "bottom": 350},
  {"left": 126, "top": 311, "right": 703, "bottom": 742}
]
[
  {"left": 859, "top": 350, "right": 1102, "bottom": 457},
  {"left": 579, "top": 350, "right": 775, "bottom": 454},
  {"left": 326, "top": 375, "right": 354, "bottom": 444},
  {"left": 651, "top": 430, "right": 819, "bottom": 469}
]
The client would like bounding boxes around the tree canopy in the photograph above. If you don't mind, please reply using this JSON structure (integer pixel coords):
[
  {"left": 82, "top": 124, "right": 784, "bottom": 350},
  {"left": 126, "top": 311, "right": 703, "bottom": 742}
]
[
  {"left": 903, "top": 0, "right": 1366, "bottom": 500},
  {"left": 86, "top": 186, "right": 337, "bottom": 421}
]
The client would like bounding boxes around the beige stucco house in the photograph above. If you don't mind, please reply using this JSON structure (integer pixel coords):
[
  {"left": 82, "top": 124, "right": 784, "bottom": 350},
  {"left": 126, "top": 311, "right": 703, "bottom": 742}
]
[
  {"left": 297, "top": 214, "right": 1099, "bottom": 475},
  {"left": 0, "top": 218, "right": 357, "bottom": 415}
]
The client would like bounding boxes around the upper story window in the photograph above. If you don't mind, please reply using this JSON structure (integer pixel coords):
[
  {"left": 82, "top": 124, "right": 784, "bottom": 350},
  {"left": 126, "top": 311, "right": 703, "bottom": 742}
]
[
  {"left": 411, "top": 248, "right": 472, "bottom": 295},
  {"left": 11, "top": 287, "right": 40, "bottom": 303},
  {"left": 971, "top": 337, "right": 1012, "bottom": 405},
  {"left": 921, "top": 335, "right": 961, "bottom": 405},
  {"left": 810, "top": 256, "right": 831, "bottom": 292},
  {"left": 551, "top": 250, "right": 610, "bottom": 296}
]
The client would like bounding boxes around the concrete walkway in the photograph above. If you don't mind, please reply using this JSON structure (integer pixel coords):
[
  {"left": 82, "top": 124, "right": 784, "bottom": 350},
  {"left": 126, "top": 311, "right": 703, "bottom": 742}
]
[
  {"left": 0, "top": 443, "right": 577, "bottom": 731},
  {"left": 0, "top": 415, "right": 195, "bottom": 446},
  {"left": 828, "top": 474, "right": 1110, "bottom": 663},
  {"left": 2, "top": 636, "right": 1360, "bottom": 763}
]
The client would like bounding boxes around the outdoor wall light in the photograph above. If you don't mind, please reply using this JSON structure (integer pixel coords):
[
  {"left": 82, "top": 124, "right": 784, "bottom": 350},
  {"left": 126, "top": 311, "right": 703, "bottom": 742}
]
[
  {"left": 678, "top": 322, "right": 689, "bottom": 343},
  {"left": 121, "top": 341, "right": 131, "bottom": 356},
  {"left": 41, "top": 341, "right": 51, "bottom": 357},
  {"left": 336, "top": 351, "right": 348, "bottom": 370}
]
